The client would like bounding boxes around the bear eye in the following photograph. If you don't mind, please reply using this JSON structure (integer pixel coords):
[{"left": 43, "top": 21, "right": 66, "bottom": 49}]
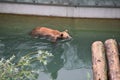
[{"left": 61, "top": 34, "right": 63, "bottom": 37}]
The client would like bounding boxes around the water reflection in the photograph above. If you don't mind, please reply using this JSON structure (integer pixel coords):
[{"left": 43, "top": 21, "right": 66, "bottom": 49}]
[
  {"left": 57, "top": 68, "right": 92, "bottom": 80},
  {"left": 62, "top": 42, "right": 84, "bottom": 69}
]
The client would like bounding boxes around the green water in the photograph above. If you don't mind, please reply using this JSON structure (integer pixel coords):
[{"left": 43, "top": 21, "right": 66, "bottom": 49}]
[{"left": 0, "top": 14, "right": 120, "bottom": 80}]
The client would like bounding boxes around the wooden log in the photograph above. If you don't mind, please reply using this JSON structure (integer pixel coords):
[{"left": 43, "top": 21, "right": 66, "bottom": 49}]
[
  {"left": 105, "top": 39, "right": 120, "bottom": 80},
  {"left": 92, "top": 41, "right": 107, "bottom": 80}
]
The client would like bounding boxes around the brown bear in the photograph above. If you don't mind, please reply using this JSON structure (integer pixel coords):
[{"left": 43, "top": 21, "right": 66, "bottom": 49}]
[{"left": 30, "top": 27, "right": 72, "bottom": 42}]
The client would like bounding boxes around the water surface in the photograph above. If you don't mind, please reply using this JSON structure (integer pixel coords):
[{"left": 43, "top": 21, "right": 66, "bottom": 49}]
[{"left": 0, "top": 14, "right": 120, "bottom": 80}]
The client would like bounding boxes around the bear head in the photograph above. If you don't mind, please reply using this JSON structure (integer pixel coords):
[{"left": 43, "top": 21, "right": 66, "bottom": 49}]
[{"left": 60, "top": 30, "right": 72, "bottom": 40}]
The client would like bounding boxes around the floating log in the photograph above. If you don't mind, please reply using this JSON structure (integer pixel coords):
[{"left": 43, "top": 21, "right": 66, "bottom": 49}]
[
  {"left": 105, "top": 39, "right": 120, "bottom": 80},
  {"left": 92, "top": 41, "right": 107, "bottom": 80}
]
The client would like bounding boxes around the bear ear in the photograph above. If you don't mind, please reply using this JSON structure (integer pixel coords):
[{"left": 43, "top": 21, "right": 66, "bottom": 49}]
[
  {"left": 65, "top": 29, "right": 68, "bottom": 32},
  {"left": 60, "top": 33, "right": 63, "bottom": 37}
]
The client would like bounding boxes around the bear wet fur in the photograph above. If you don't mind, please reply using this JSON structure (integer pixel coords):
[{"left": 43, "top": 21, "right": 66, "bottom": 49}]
[{"left": 30, "top": 27, "right": 72, "bottom": 42}]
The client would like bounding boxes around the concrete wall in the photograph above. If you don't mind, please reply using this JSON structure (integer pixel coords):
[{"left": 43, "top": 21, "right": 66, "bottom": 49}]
[{"left": 0, "top": 2, "right": 120, "bottom": 18}]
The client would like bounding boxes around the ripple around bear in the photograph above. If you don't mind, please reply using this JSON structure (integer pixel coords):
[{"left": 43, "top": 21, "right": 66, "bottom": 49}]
[{"left": 30, "top": 27, "right": 72, "bottom": 42}]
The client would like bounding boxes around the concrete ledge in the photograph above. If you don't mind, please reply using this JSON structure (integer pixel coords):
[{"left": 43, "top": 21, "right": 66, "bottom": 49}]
[{"left": 0, "top": 2, "right": 120, "bottom": 18}]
